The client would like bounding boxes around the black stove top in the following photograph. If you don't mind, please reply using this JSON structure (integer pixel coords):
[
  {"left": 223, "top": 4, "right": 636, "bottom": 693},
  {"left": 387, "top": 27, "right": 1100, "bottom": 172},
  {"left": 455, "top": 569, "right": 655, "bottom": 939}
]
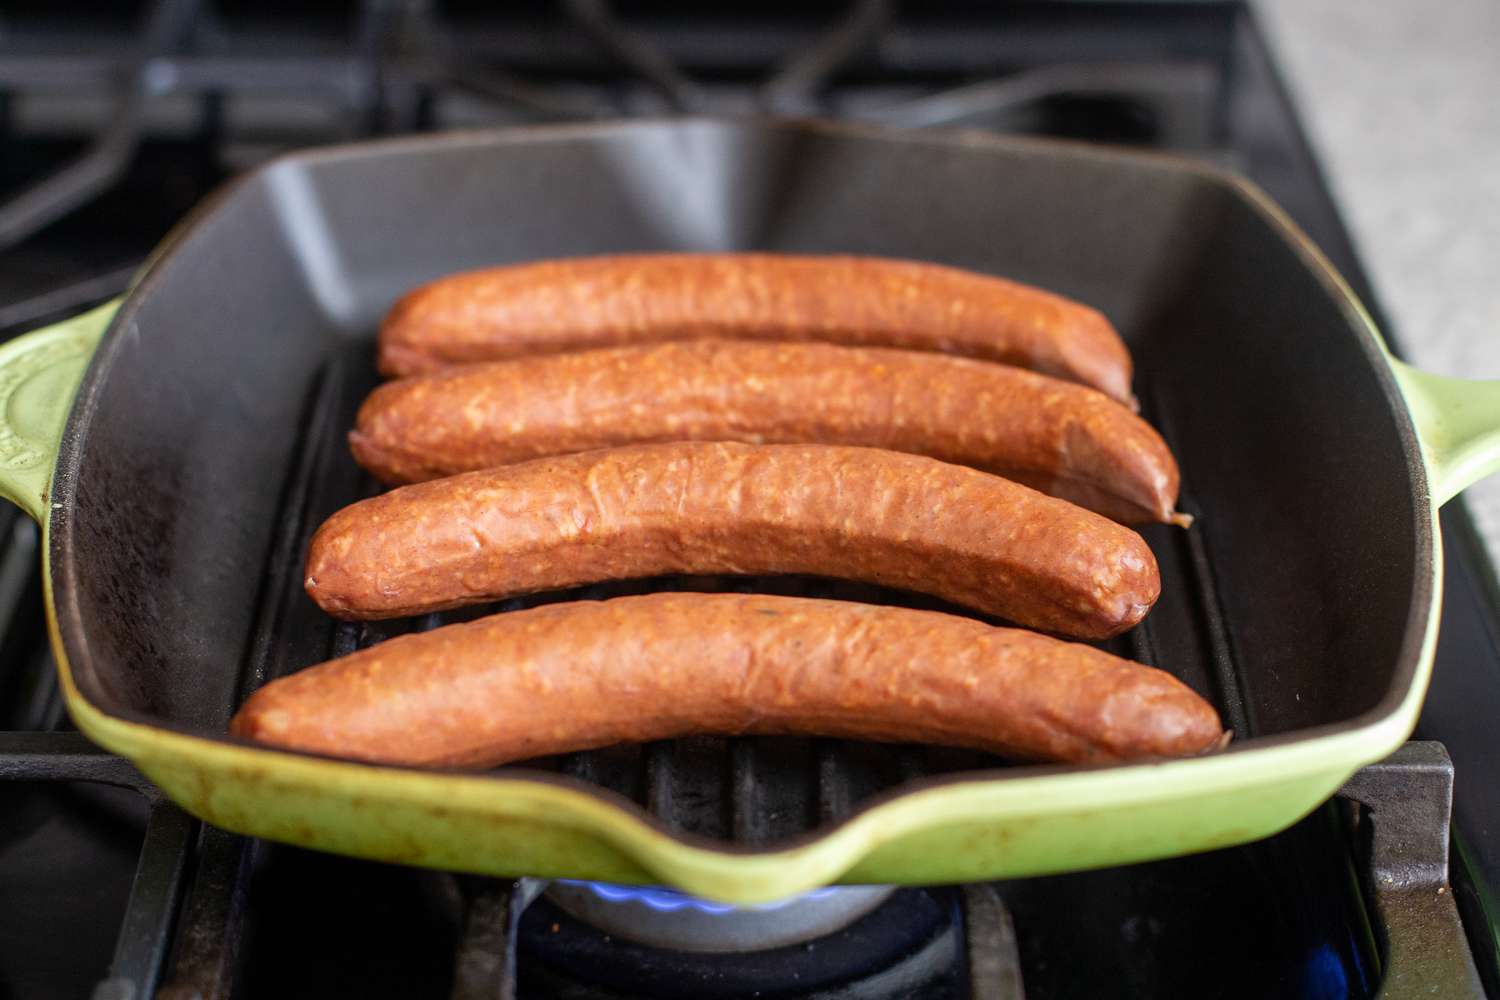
[{"left": 1, "top": 3, "right": 1497, "bottom": 998}]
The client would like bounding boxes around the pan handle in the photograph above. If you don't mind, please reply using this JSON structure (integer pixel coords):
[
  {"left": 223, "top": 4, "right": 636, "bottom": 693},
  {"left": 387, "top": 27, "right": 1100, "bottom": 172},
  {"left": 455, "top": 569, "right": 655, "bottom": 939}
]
[
  {"left": 0, "top": 299, "right": 117, "bottom": 523},
  {"left": 1389, "top": 358, "right": 1500, "bottom": 507}
]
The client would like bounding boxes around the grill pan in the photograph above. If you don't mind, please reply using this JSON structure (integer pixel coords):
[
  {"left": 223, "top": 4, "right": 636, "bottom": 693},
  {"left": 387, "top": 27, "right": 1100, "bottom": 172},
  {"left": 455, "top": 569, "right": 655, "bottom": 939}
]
[{"left": 2, "top": 118, "right": 1498, "bottom": 903}]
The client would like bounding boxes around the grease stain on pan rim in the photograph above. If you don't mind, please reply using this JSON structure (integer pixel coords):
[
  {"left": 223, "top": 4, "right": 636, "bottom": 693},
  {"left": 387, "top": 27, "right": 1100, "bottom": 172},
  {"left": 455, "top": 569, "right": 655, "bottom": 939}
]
[{"left": 39, "top": 117, "right": 1441, "bottom": 898}]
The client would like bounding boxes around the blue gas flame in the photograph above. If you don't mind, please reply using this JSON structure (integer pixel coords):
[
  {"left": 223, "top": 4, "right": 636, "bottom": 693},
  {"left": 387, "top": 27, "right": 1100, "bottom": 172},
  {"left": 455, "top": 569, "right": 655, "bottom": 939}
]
[{"left": 558, "top": 880, "right": 841, "bottom": 915}]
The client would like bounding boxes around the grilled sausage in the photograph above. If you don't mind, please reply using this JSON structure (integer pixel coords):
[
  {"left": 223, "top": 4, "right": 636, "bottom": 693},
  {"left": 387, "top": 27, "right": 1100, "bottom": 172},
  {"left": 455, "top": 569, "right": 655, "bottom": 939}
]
[
  {"left": 233, "top": 593, "right": 1225, "bottom": 767},
  {"left": 351, "top": 341, "right": 1184, "bottom": 525},
  {"left": 377, "top": 253, "right": 1135, "bottom": 405},
  {"left": 305, "top": 442, "right": 1160, "bottom": 638}
]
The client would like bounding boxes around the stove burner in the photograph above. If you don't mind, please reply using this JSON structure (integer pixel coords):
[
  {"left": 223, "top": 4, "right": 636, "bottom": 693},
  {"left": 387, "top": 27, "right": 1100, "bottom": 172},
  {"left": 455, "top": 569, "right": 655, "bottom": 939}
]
[
  {"left": 520, "top": 885, "right": 966, "bottom": 998},
  {"left": 545, "top": 880, "right": 895, "bottom": 953}
]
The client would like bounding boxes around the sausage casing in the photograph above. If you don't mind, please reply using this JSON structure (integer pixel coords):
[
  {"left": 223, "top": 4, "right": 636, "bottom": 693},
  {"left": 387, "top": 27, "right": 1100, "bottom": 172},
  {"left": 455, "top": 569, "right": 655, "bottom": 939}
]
[
  {"left": 351, "top": 340, "right": 1182, "bottom": 525},
  {"left": 233, "top": 593, "right": 1224, "bottom": 767},
  {"left": 305, "top": 442, "right": 1160, "bottom": 639},
  {"left": 377, "top": 253, "right": 1135, "bottom": 404}
]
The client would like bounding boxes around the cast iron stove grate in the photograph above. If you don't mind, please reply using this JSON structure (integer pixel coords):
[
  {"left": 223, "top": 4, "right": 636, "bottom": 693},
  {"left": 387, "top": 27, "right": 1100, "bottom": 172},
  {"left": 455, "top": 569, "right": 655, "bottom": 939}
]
[{"left": 0, "top": 2, "right": 1497, "bottom": 998}]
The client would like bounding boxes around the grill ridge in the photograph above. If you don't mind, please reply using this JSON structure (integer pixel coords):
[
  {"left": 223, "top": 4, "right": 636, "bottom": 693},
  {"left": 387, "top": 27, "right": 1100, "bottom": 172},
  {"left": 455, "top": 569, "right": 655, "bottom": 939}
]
[{"left": 237, "top": 357, "right": 1242, "bottom": 848}]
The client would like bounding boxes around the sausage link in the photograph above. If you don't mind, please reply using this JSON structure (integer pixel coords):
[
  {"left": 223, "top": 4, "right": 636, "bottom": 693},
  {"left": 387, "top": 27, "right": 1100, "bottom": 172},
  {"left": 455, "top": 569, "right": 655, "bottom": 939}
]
[
  {"left": 233, "top": 593, "right": 1225, "bottom": 767},
  {"left": 377, "top": 254, "right": 1135, "bottom": 404},
  {"left": 305, "top": 442, "right": 1160, "bottom": 639},
  {"left": 352, "top": 341, "right": 1182, "bottom": 525}
]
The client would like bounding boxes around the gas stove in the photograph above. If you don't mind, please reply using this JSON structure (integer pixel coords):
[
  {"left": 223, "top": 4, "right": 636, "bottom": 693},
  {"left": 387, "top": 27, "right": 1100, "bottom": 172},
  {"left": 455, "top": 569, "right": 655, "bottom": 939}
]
[{"left": 1, "top": 3, "right": 1497, "bottom": 998}]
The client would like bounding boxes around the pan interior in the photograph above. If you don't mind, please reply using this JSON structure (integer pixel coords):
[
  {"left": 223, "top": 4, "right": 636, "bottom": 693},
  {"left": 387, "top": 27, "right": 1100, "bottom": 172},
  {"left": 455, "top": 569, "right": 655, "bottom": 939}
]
[{"left": 49, "top": 120, "right": 1424, "bottom": 845}]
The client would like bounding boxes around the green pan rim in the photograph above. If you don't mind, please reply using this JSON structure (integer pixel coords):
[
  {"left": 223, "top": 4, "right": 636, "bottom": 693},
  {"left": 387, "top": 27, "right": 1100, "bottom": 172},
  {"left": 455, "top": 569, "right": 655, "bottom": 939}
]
[{"left": 42, "top": 117, "right": 1438, "bottom": 867}]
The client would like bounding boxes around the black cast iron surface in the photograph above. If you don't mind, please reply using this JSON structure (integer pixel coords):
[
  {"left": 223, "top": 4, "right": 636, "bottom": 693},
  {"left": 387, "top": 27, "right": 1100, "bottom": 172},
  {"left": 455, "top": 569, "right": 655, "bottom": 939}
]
[
  {"left": 0, "top": 2, "right": 1496, "bottom": 998},
  {"left": 55, "top": 117, "right": 1426, "bottom": 773}
]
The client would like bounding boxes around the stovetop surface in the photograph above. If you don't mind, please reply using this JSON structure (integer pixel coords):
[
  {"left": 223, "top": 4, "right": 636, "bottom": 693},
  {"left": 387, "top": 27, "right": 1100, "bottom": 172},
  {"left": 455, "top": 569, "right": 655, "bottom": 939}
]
[{"left": 0, "top": 3, "right": 1497, "bottom": 998}]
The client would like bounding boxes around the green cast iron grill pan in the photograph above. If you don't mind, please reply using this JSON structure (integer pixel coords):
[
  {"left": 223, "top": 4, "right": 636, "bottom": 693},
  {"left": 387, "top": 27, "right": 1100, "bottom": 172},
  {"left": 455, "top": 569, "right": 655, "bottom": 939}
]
[{"left": 3, "top": 118, "right": 1498, "bottom": 904}]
